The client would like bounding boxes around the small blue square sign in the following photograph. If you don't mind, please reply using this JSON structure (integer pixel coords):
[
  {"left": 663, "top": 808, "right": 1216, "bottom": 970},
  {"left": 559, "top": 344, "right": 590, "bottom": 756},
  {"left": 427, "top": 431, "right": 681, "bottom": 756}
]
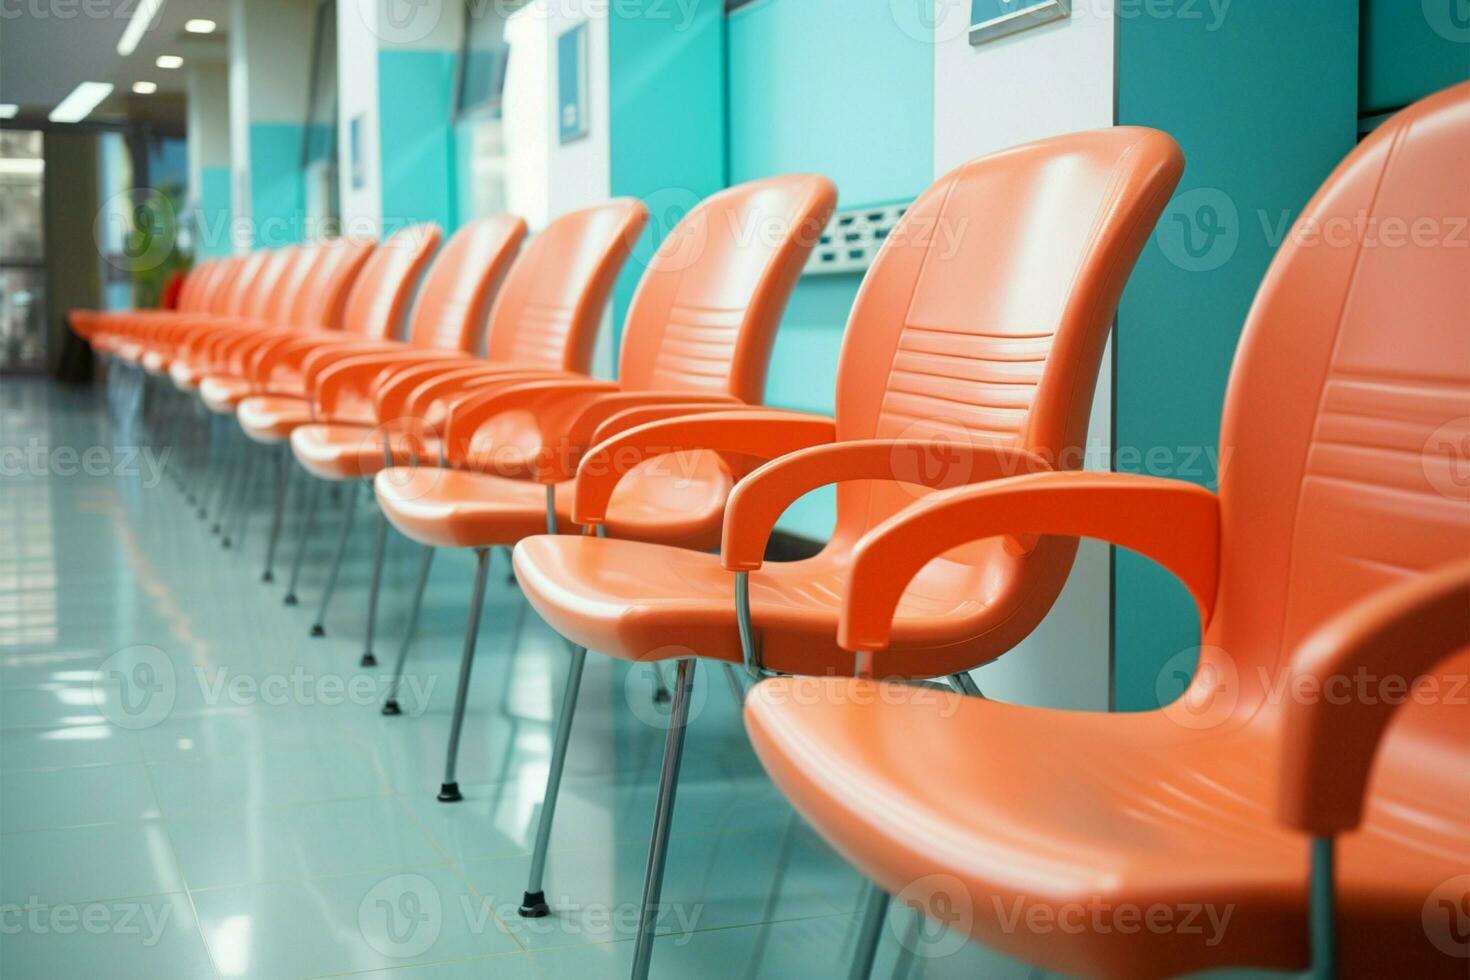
[
  {"left": 558, "top": 23, "right": 588, "bottom": 144},
  {"left": 970, "top": 0, "right": 1070, "bottom": 46}
]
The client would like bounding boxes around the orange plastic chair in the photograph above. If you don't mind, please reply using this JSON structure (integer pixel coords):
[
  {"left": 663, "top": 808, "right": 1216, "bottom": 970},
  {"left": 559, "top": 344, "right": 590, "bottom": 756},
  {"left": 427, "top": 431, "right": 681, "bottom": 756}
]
[
  {"left": 287, "top": 201, "right": 645, "bottom": 663},
  {"left": 509, "top": 127, "right": 1183, "bottom": 979},
  {"left": 744, "top": 82, "right": 1470, "bottom": 980},
  {"left": 369, "top": 174, "right": 836, "bottom": 817}
]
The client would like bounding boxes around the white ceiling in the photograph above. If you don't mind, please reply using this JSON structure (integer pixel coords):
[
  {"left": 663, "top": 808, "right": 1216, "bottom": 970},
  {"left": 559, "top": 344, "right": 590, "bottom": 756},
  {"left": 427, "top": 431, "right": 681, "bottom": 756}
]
[{"left": 1, "top": 0, "right": 230, "bottom": 124}]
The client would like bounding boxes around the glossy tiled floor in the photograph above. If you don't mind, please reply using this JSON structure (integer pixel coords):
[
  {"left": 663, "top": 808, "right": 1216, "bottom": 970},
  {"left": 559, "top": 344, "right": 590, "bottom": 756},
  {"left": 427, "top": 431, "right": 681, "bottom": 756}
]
[{"left": 0, "top": 378, "right": 1058, "bottom": 979}]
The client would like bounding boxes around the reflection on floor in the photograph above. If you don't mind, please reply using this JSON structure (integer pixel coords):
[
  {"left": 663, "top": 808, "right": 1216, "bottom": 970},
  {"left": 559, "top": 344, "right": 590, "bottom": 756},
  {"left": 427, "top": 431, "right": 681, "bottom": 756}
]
[{"left": 0, "top": 377, "right": 1067, "bottom": 978}]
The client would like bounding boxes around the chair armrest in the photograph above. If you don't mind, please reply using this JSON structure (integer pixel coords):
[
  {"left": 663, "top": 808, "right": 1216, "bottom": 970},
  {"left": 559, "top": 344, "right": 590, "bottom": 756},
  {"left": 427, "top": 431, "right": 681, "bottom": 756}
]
[
  {"left": 1277, "top": 559, "right": 1470, "bottom": 836},
  {"left": 721, "top": 439, "right": 1053, "bottom": 572},
  {"left": 252, "top": 333, "right": 374, "bottom": 386},
  {"left": 440, "top": 378, "right": 621, "bottom": 468},
  {"left": 536, "top": 391, "right": 743, "bottom": 482},
  {"left": 589, "top": 402, "right": 753, "bottom": 446},
  {"left": 572, "top": 411, "right": 837, "bottom": 526},
  {"left": 371, "top": 360, "right": 493, "bottom": 422},
  {"left": 839, "top": 472, "right": 1220, "bottom": 652},
  {"left": 311, "top": 349, "right": 462, "bottom": 418}
]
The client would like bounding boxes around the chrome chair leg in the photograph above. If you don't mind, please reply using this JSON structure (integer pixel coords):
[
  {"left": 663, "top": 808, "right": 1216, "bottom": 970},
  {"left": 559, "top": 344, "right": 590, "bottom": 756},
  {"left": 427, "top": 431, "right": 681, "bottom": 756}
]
[
  {"left": 438, "top": 547, "right": 491, "bottom": 802},
  {"left": 209, "top": 429, "right": 243, "bottom": 534},
  {"left": 848, "top": 882, "right": 889, "bottom": 980},
  {"left": 283, "top": 478, "right": 323, "bottom": 605},
  {"left": 261, "top": 448, "right": 291, "bottom": 582},
  {"left": 382, "top": 544, "right": 435, "bottom": 715},
  {"left": 310, "top": 480, "right": 360, "bottom": 636},
  {"left": 518, "top": 643, "right": 588, "bottom": 918},
  {"left": 358, "top": 500, "right": 389, "bottom": 667},
  {"left": 630, "top": 657, "right": 698, "bottom": 980},
  {"left": 948, "top": 671, "right": 981, "bottom": 697}
]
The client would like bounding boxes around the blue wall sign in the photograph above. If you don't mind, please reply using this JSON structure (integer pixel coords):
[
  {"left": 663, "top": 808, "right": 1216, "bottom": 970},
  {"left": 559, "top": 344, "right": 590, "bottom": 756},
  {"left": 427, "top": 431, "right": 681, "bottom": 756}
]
[
  {"left": 557, "top": 23, "right": 589, "bottom": 144},
  {"left": 970, "top": 0, "right": 1070, "bottom": 46}
]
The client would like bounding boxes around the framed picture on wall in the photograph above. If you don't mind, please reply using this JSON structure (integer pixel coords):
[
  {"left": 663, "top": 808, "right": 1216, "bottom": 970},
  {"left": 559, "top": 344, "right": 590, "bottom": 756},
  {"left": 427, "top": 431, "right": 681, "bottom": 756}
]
[
  {"left": 557, "top": 22, "right": 588, "bottom": 144},
  {"left": 970, "top": 0, "right": 1070, "bottom": 46}
]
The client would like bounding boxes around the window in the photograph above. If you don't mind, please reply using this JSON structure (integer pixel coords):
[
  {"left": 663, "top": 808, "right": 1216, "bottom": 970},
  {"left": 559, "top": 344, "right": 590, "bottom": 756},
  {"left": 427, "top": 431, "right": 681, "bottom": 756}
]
[{"left": 0, "top": 130, "right": 46, "bottom": 372}]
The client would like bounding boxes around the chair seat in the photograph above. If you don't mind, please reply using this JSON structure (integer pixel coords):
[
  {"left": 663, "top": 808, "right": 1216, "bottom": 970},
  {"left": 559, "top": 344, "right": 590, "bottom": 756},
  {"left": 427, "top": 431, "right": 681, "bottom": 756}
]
[
  {"left": 512, "top": 533, "right": 1021, "bottom": 676},
  {"left": 199, "top": 375, "right": 252, "bottom": 415},
  {"left": 375, "top": 450, "right": 733, "bottom": 552},
  {"left": 291, "top": 423, "right": 440, "bottom": 481},
  {"left": 237, "top": 395, "right": 316, "bottom": 444},
  {"left": 169, "top": 360, "right": 199, "bottom": 391},
  {"left": 744, "top": 675, "right": 1469, "bottom": 980},
  {"left": 141, "top": 350, "right": 169, "bottom": 375}
]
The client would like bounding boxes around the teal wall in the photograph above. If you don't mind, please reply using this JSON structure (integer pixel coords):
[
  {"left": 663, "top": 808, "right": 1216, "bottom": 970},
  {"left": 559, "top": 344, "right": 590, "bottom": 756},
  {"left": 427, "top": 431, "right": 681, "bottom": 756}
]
[
  {"left": 198, "top": 166, "right": 233, "bottom": 258},
  {"left": 248, "top": 123, "right": 306, "bottom": 247},
  {"left": 608, "top": 0, "right": 727, "bottom": 346},
  {"left": 724, "top": 0, "right": 933, "bottom": 539},
  {"left": 379, "top": 49, "right": 459, "bottom": 233},
  {"left": 1361, "top": 0, "right": 1468, "bottom": 115},
  {"left": 1112, "top": 4, "right": 1360, "bottom": 710}
]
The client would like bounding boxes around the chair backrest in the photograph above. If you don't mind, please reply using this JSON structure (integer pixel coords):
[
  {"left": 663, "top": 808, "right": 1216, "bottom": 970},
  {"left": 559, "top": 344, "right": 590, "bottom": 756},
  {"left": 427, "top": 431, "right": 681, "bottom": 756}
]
[
  {"left": 340, "top": 224, "right": 443, "bottom": 340},
  {"left": 265, "top": 246, "right": 315, "bottom": 324},
  {"left": 291, "top": 236, "right": 377, "bottom": 330},
  {"left": 174, "top": 260, "right": 213, "bottom": 312},
  {"left": 483, "top": 199, "right": 647, "bottom": 372},
  {"left": 194, "top": 260, "right": 239, "bottom": 315},
  {"left": 219, "top": 250, "right": 274, "bottom": 318},
  {"left": 236, "top": 248, "right": 295, "bottom": 321},
  {"left": 616, "top": 175, "right": 837, "bottom": 402},
  {"left": 407, "top": 215, "right": 527, "bottom": 351},
  {"left": 831, "top": 128, "right": 1183, "bottom": 564},
  {"left": 1202, "top": 81, "right": 1470, "bottom": 722}
]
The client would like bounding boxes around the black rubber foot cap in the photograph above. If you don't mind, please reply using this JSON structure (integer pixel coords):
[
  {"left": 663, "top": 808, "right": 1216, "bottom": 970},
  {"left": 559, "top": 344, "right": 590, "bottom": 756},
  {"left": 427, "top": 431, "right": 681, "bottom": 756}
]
[
  {"left": 359, "top": 652, "right": 378, "bottom": 667},
  {"left": 261, "top": 571, "right": 274, "bottom": 583},
  {"left": 283, "top": 593, "right": 298, "bottom": 606},
  {"left": 653, "top": 688, "right": 672, "bottom": 704},
  {"left": 381, "top": 699, "right": 402, "bottom": 716},
  {"left": 309, "top": 624, "right": 325, "bottom": 637},
  {"left": 221, "top": 539, "right": 232, "bottom": 549},
  {"left": 210, "top": 524, "right": 220, "bottom": 534},
  {"left": 437, "top": 782, "right": 462, "bottom": 803},
  {"left": 518, "top": 891, "right": 550, "bottom": 918}
]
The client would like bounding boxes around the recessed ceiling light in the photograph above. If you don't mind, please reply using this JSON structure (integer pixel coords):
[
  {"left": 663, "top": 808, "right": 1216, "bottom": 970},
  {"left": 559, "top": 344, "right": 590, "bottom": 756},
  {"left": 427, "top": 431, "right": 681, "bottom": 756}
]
[
  {"left": 184, "top": 19, "right": 217, "bottom": 34},
  {"left": 0, "top": 104, "right": 17, "bottom": 119},
  {"left": 156, "top": 55, "right": 184, "bottom": 70},
  {"left": 49, "top": 82, "right": 114, "bottom": 123},
  {"left": 117, "top": 0, "right": 163, "bottom": 56},
  {"left": 132, "top": 81, "right": 158, "bottom": 95}
]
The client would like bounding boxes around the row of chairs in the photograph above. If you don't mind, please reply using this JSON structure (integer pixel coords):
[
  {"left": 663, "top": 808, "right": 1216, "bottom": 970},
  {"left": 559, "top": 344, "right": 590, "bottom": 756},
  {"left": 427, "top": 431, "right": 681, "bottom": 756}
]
[{"left": 72, "top": 82, "right": 1468, "bottom": 980}]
